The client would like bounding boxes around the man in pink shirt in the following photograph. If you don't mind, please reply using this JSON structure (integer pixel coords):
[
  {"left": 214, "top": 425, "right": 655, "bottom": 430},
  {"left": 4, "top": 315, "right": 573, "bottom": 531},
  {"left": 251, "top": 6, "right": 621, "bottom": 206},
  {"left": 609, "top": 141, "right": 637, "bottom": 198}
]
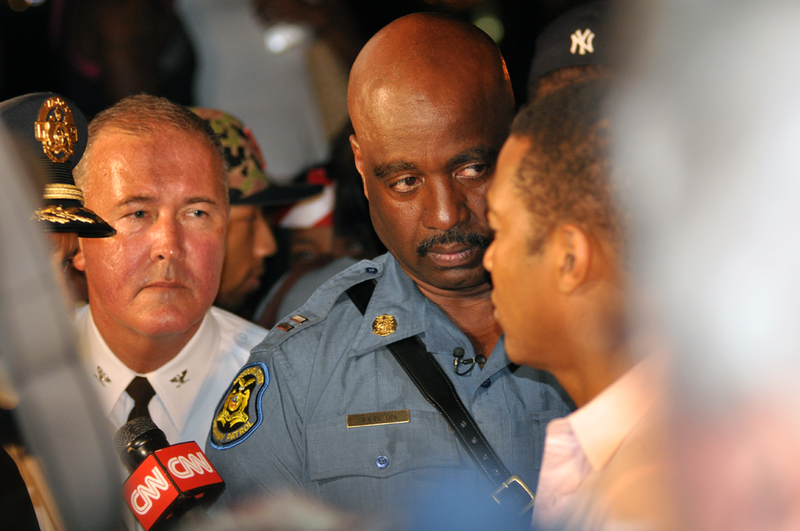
[{"left": 484, "top": 80, "right": 674, "bottom": 530}]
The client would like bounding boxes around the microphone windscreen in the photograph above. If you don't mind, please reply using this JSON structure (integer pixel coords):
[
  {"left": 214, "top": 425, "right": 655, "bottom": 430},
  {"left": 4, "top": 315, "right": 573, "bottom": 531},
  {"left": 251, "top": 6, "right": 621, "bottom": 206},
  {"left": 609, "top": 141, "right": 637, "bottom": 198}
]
[
  {"left": 114, "top": 416, "right": 158, "bottom": 455},
  {"left": 115, "top": 417, "right": 171, "bottom": 472}
]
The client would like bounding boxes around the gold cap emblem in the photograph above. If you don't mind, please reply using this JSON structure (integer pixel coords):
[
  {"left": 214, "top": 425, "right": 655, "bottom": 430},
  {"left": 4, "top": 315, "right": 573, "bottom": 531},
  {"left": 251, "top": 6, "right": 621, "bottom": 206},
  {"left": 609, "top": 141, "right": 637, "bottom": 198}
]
[
  {"left": 34, "top": 96, "right": 78, "bottom": 163},
  {"left": 372, "top": 314, "right": 397, "bottom": 336}
]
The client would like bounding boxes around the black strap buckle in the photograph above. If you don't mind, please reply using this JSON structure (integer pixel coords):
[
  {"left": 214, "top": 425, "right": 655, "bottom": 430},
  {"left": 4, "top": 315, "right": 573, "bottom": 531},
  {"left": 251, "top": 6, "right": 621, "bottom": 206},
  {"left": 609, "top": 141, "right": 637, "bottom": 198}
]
[{"left": 492, "top": 475, "right": 535, "bottom": 514}]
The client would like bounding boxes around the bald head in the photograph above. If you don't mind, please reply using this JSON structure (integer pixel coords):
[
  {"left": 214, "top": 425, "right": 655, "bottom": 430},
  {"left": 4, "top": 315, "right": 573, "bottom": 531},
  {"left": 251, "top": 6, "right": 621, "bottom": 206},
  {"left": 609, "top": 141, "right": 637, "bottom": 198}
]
[
  {"left": 348, "top": 13, "right": 514, "bottom": 142},
  {"left": 347, "top": 13, "right": 516, "bottom": 293}
]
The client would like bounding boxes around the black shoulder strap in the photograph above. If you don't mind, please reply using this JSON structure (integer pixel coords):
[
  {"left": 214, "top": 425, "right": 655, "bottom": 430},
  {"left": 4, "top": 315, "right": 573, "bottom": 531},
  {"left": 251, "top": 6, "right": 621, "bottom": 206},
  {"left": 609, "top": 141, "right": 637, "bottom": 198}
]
[{"left": 346, "top": 279, "right": 534, "bottom": 516}]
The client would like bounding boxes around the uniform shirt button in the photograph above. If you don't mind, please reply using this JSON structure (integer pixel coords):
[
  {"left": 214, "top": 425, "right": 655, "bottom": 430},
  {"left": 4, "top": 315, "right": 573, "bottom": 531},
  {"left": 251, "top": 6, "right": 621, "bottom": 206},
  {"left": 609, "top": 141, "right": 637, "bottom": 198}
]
[
  {"left": 366, "top": 267, "right": 378, "bottom": 274},
  {"left": 481, "top": 379, "right": 492, "bottom": 388},
  {"left": 376, "top": 455, "right": 389, "bottom": 469}
]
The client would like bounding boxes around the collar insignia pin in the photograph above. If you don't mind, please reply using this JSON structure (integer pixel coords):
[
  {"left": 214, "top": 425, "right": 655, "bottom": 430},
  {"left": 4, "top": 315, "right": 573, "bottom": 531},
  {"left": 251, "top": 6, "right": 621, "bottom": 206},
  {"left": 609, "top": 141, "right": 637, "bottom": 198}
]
[
  {"left": 372, "top": 314, "right": 397, "bottom": 337},
  {"left": 95, "top": 366, "right": 111, "bottom": 386},
  {"left": 170, "top": 370, "right": 189, "bottom": 388}
]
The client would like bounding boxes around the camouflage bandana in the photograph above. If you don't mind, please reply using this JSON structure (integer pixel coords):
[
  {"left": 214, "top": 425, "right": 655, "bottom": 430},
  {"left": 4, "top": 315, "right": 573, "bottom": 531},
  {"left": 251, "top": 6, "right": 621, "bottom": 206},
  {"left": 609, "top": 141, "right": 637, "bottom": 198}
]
[{"left": 191, "top": 108, "right": 271, "bottom": 204}]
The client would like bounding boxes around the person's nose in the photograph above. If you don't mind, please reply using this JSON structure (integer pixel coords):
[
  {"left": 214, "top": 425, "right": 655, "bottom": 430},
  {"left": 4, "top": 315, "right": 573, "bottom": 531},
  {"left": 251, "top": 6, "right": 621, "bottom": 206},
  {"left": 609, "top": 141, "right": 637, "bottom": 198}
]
[
  {"left": 421, "top": 177, "right": 470, "bottom": 232},
  {"left": 149, "top": 216, "right": 186, "bottom": 263},
  {"left": 254, "top": 209, "right": 277, "bottom": 259}
]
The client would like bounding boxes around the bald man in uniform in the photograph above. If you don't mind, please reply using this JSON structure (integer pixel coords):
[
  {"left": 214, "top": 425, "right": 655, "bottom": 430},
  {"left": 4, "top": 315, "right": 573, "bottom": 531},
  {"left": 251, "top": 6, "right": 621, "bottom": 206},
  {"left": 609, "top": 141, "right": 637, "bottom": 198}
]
[{"left": 206, "top": 13, "right": 572, "bottom": 519}]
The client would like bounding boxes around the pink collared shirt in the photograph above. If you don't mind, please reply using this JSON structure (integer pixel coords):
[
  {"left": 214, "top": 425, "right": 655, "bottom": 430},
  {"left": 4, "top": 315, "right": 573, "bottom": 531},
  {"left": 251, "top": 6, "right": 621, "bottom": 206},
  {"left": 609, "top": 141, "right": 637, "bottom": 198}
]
[{"left": 532, "top": 355, "right": 665, "bottom": 529}]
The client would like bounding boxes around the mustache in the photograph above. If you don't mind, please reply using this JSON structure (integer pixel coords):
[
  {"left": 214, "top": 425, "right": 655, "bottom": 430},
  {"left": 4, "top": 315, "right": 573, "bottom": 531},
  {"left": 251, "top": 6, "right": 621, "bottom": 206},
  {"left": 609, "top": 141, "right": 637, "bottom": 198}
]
[{"left": 416, "top": 230, "right": 492, "bottom": 257}]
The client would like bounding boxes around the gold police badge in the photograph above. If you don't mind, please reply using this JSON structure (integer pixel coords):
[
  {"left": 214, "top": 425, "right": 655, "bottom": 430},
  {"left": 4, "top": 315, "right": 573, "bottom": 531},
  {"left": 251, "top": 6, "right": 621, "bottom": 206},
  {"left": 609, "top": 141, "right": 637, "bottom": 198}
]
[
  {"left": 209, "top": 362, "right": 269, "bottom": 450},
  {"left": 372, "top": 314, "right": 397, "bottom": 336},
  {"left": 34, "top": 96, "right": 78, "bottom": 163}
]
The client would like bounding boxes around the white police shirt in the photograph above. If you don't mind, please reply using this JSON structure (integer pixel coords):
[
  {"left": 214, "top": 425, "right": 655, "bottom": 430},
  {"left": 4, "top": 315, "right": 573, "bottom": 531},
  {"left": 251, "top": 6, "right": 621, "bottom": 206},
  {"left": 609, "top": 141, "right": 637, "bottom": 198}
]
[{"left": 75, "top": 305, "right": 267, "bottom": 448}]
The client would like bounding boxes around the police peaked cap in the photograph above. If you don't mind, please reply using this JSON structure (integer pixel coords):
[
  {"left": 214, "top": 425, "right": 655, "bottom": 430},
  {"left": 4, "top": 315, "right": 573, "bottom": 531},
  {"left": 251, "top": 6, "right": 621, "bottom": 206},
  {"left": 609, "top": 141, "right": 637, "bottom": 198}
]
[
  {"left": 528, "top": 2, "right": 612, "bottom": 89},
  {"left": 0, "top": 92, "right": 115, "bottom": 237}
]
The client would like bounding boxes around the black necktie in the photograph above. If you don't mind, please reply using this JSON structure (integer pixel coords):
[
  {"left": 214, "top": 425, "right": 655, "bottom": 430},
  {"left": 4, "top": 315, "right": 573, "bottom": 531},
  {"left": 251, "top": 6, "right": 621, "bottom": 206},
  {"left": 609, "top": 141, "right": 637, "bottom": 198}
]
[{"left": 126, "top": 376, "right": 155, "bottom": 422}]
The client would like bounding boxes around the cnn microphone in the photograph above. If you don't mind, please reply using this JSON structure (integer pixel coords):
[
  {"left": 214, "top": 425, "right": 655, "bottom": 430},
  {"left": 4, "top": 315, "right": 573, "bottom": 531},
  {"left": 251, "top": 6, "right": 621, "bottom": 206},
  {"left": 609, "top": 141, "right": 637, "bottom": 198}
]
[{"left": 114, "top": 417, "right": 225, "bottom": 531}]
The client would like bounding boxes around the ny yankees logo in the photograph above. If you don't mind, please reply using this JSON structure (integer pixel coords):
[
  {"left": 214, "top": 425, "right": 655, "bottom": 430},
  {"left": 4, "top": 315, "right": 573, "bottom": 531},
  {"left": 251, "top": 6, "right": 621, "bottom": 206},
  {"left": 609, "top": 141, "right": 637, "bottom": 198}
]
[
  {"left": 570, "top": 28, "right": 595, "bottom": 55},
  {"left": 170, "top": 370, "right": 190, "bottom": 388}
]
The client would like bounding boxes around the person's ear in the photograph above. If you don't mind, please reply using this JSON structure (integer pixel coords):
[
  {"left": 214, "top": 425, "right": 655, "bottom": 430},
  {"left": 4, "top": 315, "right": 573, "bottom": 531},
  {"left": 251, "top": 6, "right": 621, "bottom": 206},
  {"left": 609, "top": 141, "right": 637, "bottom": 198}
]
[
  {"left": 349, "top": 134, "right": 369, "bottom": 200},
  {"left": 553, "top": 224, "right": 591, "bottom": 294},
  {"left": 72, "top": 239, "right": 86, "bottom": 272}
]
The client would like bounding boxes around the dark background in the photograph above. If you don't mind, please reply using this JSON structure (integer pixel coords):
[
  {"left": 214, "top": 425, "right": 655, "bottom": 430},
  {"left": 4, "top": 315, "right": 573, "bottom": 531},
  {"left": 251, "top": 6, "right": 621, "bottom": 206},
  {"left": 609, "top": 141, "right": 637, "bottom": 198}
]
[{"left": 0, "top": 0, "right": 594, "bottom": 109}]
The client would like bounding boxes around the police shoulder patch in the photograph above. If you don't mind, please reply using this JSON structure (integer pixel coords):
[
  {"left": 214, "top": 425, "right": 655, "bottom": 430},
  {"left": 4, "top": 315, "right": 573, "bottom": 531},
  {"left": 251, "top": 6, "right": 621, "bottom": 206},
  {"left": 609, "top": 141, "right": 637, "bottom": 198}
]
[{"left": 209, "top": 362, "right": 269, "bottom": 450}]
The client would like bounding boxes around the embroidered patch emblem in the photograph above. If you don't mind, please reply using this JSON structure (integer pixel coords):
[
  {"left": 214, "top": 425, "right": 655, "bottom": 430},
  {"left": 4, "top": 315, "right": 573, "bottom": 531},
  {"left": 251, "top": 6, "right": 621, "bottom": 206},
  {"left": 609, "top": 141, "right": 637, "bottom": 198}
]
[
  {"left": 209, "top": 362, "right": 269, "bottom": 450},
  {"left": 372, "top": 314, "right": 397, "bottom": 336}
]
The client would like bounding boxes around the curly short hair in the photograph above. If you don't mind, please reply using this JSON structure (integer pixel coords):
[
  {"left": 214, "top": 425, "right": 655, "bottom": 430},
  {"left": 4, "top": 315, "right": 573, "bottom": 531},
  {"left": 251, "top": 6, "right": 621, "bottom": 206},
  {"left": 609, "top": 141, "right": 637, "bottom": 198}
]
[{"left": 510, "top": 79, "right": 622, "bottom": 255}]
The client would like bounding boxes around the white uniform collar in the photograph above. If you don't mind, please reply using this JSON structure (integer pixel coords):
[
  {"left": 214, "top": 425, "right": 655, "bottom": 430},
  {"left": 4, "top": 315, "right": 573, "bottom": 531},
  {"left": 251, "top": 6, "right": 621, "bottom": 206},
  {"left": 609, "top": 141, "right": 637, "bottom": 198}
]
[{"left": 79, "top": 305, "right": 220, "bottom": 435}]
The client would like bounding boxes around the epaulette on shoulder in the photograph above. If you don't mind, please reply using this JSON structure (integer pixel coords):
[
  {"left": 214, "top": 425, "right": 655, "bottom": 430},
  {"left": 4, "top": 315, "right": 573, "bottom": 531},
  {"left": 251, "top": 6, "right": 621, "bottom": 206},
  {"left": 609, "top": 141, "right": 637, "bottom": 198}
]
[{"left": 255, "top": 258, "right": 385, "bottom": 351}]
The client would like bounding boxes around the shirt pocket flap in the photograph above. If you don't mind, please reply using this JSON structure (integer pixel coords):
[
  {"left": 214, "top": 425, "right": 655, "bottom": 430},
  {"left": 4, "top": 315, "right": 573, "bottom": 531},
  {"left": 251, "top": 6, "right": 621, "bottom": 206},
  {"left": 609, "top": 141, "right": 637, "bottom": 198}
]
[{"left": 307, "top": 409, "right": 461, "bottom": 480}]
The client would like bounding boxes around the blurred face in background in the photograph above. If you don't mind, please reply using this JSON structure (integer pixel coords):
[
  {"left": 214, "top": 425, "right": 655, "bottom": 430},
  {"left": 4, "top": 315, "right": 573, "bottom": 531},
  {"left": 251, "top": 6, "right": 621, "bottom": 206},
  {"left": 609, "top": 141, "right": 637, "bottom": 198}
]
[
  {"left": 48, "top": 232, "right": 86, "bottom": 304},
  {"left": 288, "top": 226, "right": 334, "bottom": 266},
  {"left": 216, "top": 204, "right": 277, "bottom": 311},
  {"left": 49, "top": 232, "right": 79, "bottom": 271}
]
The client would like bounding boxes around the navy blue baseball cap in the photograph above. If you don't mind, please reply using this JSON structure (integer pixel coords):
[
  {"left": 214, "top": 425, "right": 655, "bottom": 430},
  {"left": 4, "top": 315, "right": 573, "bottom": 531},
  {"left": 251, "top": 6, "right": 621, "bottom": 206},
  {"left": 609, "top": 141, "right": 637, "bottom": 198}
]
[{"left": 528, "top": 2, "right": 612, "bottom": 95}]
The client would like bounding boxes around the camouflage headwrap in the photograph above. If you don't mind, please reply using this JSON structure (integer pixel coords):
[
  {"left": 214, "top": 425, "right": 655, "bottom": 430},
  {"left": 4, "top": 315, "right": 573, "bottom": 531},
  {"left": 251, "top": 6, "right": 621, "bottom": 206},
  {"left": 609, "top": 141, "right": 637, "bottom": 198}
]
[
  {"left": 191, "top": 108, "right": 269, "bottom": 204},
  {"left": 191, "top": 108, "right": 323, "bottom": 206}
]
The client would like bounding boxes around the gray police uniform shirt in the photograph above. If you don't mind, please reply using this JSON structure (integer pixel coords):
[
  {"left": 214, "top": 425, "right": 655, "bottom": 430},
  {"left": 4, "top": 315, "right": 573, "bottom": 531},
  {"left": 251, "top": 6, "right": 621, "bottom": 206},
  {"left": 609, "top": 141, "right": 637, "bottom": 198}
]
[{"left": 206, "top": 253, "right": 574, "bottom": 515}]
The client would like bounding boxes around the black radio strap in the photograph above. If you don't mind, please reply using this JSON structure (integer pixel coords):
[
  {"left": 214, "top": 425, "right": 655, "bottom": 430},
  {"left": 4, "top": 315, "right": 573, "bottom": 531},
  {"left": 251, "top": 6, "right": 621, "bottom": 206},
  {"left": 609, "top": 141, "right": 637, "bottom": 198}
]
[{"left": 346, "top": 279, "right": 535, "bottom": 516}]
